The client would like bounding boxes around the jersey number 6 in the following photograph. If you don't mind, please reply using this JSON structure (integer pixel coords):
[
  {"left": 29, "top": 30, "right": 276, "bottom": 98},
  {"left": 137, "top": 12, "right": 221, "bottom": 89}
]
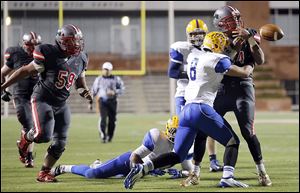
[{"left": 190, "top": 58, "right": 199, "bottom": 81}]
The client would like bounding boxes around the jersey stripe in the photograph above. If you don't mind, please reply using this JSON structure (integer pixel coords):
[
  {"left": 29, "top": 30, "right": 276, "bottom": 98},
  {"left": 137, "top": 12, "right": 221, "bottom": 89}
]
[
  {"left": 31, "top": 97, "right": 42, "bottom": 140},
  {"left": 4, "top": 53, "right": 10, "bottom": 59},
  {"left": 33, "top": 51, "right": 45, "bottom": 60},
  {"left": 30, "top": 31, "right": 37, "bottom": 40},
  {"left": 69, "top": 24, "right": 80, "bottom": 34}
]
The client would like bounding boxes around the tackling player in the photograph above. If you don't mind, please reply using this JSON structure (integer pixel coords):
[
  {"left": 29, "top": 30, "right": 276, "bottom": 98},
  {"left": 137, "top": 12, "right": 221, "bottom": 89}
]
[
  {"left": 51, "top": 116, "right": 193, "bottom": 179},
  {"left": 212, "top": 5, "right": 271, "bottom": 186},
  {"left": 124, "top": 31, "right": 253, "bottom": 189},
  {"left": 1, "top": 32, "right": 42, "bottom": 168},
  {"left": 168, "top": 19, "right": 223, "bottom": 173},
  {"left": 1, "top": 24, "right": 93, "bottom": 182}
]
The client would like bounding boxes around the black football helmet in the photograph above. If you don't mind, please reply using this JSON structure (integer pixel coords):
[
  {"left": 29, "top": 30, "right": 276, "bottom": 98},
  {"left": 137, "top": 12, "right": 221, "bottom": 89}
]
[
  {"left": 22, "top": 31, "right": 42, "bottom": 56},
  {"left": 213, "top": 5, "right": 244, "bottom": 33},
  {"left": 55, "top": 24, "right": 84, "bottom": 56}
]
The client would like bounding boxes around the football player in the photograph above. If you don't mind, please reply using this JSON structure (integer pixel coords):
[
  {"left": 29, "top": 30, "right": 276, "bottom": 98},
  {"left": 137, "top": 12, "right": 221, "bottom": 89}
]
[
  {"left": 212, "top": 5, "right": 271, "bottom": 186},
  {"left": 1, "top": 24, "right": 93, "bottom": 182},
  {"left": 51, "top": 116, "right": 193, "bottom": 179},
  {"left": 168, "top": 19, "right": 223, "bottom": 173},
  {"left": 124, "top": 31, "right": 253, "bottom": 189},
  {"left": 1, "top": 31, "right": 42, "bottom": 167}
]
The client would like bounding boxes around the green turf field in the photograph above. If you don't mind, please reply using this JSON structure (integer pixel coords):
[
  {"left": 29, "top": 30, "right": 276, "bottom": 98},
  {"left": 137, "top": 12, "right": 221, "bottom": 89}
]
[{"left": 1, "top": 112, "right": 299, "bottom": 192}]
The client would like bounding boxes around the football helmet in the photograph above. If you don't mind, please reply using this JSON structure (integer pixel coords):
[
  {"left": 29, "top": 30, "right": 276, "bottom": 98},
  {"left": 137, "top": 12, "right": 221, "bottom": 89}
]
[
  {"left": 22, "top": 31, "right": 42, "bottom": 55},
  {"left": 55, "top": 24, "right": 84, "bottom": 56},
  {"left": 186, "top": 19, "right": 208, "bottom": 47},
  {"left": 213, "top": 5, "right": 244, "bottom": 33},
  {"left": 165, "top": 115, "right": 179, "bottom": 143},
  {"left": 203, "top": 31, "right": 228, "bottom": 54}
]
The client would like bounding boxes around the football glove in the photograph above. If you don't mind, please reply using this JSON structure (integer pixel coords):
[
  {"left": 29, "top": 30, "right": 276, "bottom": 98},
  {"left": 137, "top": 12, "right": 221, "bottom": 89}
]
[
  {"left": 78, "top": 88, "right": 93, "bottom": 102},
  {"left": 1, "top": 90, "right": 12, "bottom": 102},
  {"left": 167, "top": 168, "right": 183, "bottom": 179},
  {"left": 148, "top": 169, "right": 166, "bottom": 177}
]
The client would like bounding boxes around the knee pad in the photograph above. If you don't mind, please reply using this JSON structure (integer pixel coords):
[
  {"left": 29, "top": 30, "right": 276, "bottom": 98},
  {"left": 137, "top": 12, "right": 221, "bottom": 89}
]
[
  {"left": 85, "top": 168, "right": 96, "bottom": 179},
  {"left": 47, "top": 141, "right": 66, "bottom": 160}
]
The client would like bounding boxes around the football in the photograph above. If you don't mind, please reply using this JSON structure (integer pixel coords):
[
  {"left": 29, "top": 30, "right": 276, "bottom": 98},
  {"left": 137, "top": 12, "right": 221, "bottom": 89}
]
[{"left": 259, "top": 24, "right": 284, "bottom": 41}]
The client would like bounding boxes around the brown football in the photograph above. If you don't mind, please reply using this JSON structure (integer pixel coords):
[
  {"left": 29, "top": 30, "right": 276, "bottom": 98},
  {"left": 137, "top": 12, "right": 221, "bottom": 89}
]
[{"left": 259, "top": 24, "right": 284, "bottom": 41}]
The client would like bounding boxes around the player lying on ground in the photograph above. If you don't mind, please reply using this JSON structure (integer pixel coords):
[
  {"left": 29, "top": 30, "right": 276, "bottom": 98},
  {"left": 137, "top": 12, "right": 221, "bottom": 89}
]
[{"left": 51, "top": 116, "right": 194, "bottom": 179}]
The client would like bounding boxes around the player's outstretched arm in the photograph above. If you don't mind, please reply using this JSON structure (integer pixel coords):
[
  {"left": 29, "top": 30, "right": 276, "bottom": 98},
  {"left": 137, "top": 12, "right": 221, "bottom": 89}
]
[
  {"left": 226, "top": 64, "right": 253, "bottom": 78},
  {"left": 1, "top": 62, "right": 38, "bottom": 92}
]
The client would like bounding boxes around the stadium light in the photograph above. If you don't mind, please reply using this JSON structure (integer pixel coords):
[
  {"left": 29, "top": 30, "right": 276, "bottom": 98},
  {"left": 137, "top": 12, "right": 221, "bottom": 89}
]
[
  {"left": 5, "top": 16, "right": 11, "bottom": 26},
  {"left": 121, "top": 16, "right": 130, "bottom": 26}
]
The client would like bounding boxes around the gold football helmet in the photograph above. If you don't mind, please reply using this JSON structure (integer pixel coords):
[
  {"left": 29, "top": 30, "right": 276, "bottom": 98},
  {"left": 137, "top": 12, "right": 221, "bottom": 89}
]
[
  {"left": 186, "top": 19, "right": 209, "bottom": 47},
  {"left": 203, "top": 31, "right": 228, "bottom": 53},
  {"left": 165, "top": 115, "right": 179, "bottom": 143}
]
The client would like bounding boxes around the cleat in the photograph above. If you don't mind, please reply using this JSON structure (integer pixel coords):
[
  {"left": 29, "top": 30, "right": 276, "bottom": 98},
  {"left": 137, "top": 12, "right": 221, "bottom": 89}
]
[
  {"left": 258, "top": 173, "right": 272, "bottom": 186},
  {"left": 180, "top": 172, "right": 199, "bottom": 187},
  {"left": 17, "top": 140, "right": 27, "bottom": 163},
  {"left": 124, "top": 164, "right": 144, "bottom": 189},
  {"left": 90, "top": 159, "right": 102, "bottom": 169},
  {"left": 25, "top": 158, "right": 34, "bottom": 168},
  {"left": 219, "top": 177, "right": 249, "bottom": 188},
  {"left": 51, "top": 165, "right": 65, "bottom": 177},
  {"left": 16, "top": 131, "right": 31, "bottom": 160},
  {"left": 36, "top": 170, "right": 58, "bottom": 183},
  {"left": 209, "top": 159, "right": 223, "bottom": 172}
]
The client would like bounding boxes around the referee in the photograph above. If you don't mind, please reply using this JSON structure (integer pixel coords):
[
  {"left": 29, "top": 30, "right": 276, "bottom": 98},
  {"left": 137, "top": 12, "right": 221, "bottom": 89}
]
[{"left": 91, "top": 62, "right": 125, "bottom": 143}]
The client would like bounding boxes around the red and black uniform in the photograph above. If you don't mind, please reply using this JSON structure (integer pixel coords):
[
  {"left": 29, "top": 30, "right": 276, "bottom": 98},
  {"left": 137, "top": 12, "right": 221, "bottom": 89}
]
[
  {"left": 30, "top": 43, "right": 87, "bottom": 159},
  {"left": 213, "top": 29, "right": 263, "bottom": 163},
  {"left": 4, "top": 46, "right": 37, "bottom": 132}
]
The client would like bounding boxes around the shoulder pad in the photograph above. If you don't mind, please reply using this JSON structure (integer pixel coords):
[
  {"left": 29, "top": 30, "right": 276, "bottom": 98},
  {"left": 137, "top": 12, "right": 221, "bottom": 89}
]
[
  {"left": 170, "top": 41, "right": 192, "bottom": 51},
  {"left": 81, "top": 51, "right": 89, "bottom": 64},
  {"left": 5, "top": 46, "right": 21, "bottom": 55}
]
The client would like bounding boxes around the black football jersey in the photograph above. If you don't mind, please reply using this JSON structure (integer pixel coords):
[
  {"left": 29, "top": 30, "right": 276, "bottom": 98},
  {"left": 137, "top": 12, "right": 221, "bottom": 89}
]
[
  {"left": 4, "top": 46, "right": 38, "bottom": 96},
  {"left": 32, "top": 44, "right": 88, "bottom": 105},
  {"left": 222, "top": 28, "right": 260, "bottom": 83}
]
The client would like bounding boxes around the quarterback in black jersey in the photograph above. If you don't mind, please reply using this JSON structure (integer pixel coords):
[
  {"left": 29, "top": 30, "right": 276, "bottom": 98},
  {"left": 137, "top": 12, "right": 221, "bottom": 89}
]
[
  {"left": 1, "top": 31, "right": 42, "bottom": 168},
  {"left": 1, "top": 24, "right": 93, "bottom": 182},
  {"left": 212, "top": 5, "right": 272, "bottom": 186}
]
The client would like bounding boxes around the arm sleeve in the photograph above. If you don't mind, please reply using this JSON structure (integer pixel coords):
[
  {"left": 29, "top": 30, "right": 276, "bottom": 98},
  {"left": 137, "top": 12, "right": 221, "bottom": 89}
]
[
  {"left": 115, "top": 76, "right": 125, "bottom": 95},
  {"left": 214, "top": 57, "right": 231, "bottom": 74},
  {"left": 142, "top": 131, "right": 155, "bottom": 151},
  {"left": 32, "top": 45, "right": 45, "bottom": 73},
  {"left": 168, "top": 48, "right": 184, "bottom": 79},
  {"left": 4, "top": 47, "right": 16, "bottom": 69}
]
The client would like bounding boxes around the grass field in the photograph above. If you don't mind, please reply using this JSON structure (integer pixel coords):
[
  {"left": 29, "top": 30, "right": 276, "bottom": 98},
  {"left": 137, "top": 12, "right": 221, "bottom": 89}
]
[{"left": 1, "top": 112, "right": 299, "bottom": 192}]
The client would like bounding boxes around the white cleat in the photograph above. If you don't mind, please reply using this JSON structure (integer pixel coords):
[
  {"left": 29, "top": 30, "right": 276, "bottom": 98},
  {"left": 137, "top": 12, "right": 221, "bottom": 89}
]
[
  {"left": 258, "top": 173, "right": 272, "bottom": 186},
  {"left": 90, "top": 159, "right": 102, "bottom": 169},
  {"left": 219, "top": 177, "right": 249, "bottom": 188}
]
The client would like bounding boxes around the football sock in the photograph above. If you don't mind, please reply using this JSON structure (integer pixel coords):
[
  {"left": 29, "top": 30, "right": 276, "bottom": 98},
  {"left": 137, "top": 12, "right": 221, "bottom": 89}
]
[
  {"left": 143, "top": 160, "right": 154, "bottom": 174},
  {"left": 222, "top": 166, "right": 234, "bottom": 178},
  {"left": 27, "top": 152, "right": 33, "bottom": 160},
  {"left": 193, "top": 164, "right": 201, "bottom": 176},
  {"left": 256, "top": 162, "right": 266, "bottom": 175},
  {"left": 64, "top": 165, "right": 75, "bottom": 173},
  {"left": 41, "top": 165, "right": 51, "bottom": 171},
  {"left": 209, "top": 154, "right": 217, "bottom": 161}
]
